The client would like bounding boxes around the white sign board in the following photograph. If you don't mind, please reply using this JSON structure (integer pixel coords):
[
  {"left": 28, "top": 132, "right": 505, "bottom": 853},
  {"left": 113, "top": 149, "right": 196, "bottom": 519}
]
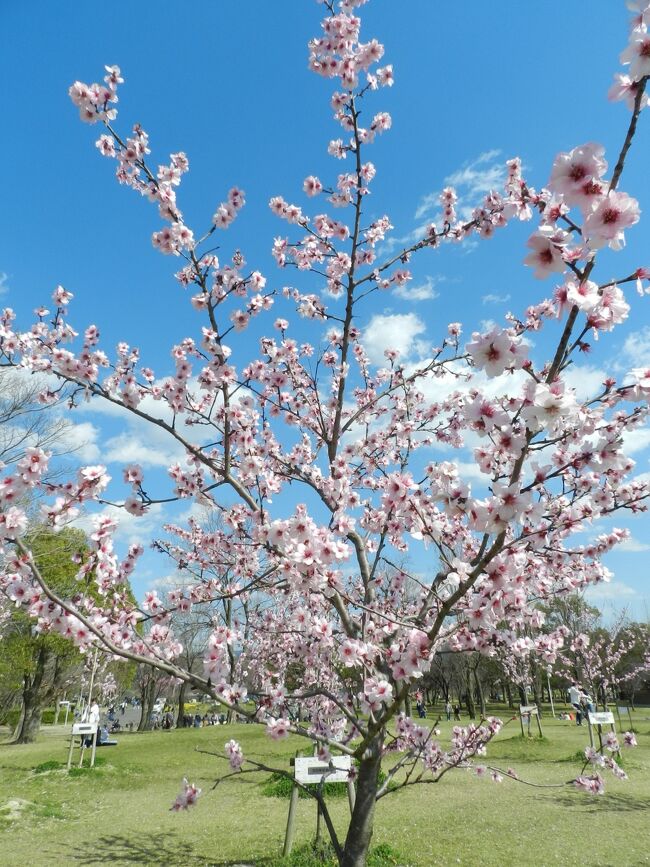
[
  {"left": 588, "top": 712, "right": 614, "bottom": 726},
  {"left": 294, "top": 755, "right": 351, "bottom": 785},
  {"left": 519, "top": 705, "right": 538, "bottom": 715},
  {"left": 72, "top": 723, "right": 97, "bottom": 736},
  {"left": 59, "top": 700, "right": 70, "bottom": 707}
]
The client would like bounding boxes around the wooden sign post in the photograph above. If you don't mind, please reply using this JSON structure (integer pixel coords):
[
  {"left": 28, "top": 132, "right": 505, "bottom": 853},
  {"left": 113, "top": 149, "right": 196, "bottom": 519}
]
[
  {"left": 587, "top": 711, "right": 619, "bottom": 757},
  {"left": 55, "top": 699, "right": 71, "bottom": 727},
  {"left": 616, "top": 705, "right": 634, "bottom": 731},
  {"left": 519, "top": 705, "right": 544, "bottom": 737},
  {"left": 283, "top": 755, "right": 353, "bottom": 857},
  {"left": 66, "top": 722, "right": 97, "bottom": 771}
]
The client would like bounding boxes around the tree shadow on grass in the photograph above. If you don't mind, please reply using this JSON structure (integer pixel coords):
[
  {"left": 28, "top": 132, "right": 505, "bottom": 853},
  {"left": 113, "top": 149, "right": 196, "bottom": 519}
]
[
  {"left": 51, "top": 831, "right": 271, "bottom": 866},
  {"left": 553, "top": 791, "right": 650, "bottom": 814}
]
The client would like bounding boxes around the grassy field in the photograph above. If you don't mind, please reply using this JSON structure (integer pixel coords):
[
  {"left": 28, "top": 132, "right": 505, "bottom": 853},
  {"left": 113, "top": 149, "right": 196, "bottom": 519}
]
[{"left": 1, "top": 707, "right": 649, "bottom": 866}]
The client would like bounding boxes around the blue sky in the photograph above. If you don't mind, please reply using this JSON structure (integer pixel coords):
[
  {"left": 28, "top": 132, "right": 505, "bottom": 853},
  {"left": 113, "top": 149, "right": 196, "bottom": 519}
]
[{"left": 2, "top": 1, "right": 649, "bottom": 620}]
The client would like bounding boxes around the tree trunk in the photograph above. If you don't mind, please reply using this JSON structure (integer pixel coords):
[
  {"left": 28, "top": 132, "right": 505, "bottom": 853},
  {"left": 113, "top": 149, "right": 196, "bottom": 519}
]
[
  {"left": 505, "top": 681, "right": 514, "bottom": 709},
  {"left": 138, "top": 679, "right": 156, "bottom": 731},
  {"left": 340, "top": 737, "right": 383, "bottom": 867},
  {"left": 464, "top": 671, "right": 476, "bottom": 719},
  {"left": 474, "top": 670, "right": 486, "bottom": 717},
  {"left": 13, "top": 694, "right": 44, "bottom": 744},
  {"left": 13, "top": 647, "right": 48, "bottom": 744},
  {"left": 176, "top": 681, "right": 187, "bottom": 728},
  {"left": 532, "top": 683, "right": 543, "bottom": 712}
]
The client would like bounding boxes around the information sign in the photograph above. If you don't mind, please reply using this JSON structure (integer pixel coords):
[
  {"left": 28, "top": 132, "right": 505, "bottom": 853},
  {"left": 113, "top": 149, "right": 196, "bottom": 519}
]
[
  {"left": 294, "top": 755, "right": 351, "bottom": 785},
  {"left": 588, "top": 712, "right": 614, "bottom": 726}
]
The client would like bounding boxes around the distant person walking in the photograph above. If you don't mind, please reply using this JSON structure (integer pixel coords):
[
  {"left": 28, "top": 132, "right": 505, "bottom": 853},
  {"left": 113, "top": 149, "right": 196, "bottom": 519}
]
[{"left": 445, "top": 700, "right": 452, "bottom": 721}]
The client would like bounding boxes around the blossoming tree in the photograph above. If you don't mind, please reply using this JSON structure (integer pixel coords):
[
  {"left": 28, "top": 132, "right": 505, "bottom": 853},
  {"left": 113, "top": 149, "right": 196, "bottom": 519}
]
[{"left": 1, "top": 0, "right": 650, "bottom": 863}]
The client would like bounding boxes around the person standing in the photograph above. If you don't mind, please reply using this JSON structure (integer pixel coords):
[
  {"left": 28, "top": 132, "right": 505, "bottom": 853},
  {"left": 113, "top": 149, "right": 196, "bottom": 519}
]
[
  {"left": 445, "top": 700, "right": 452, "bottom": 721},
  {"left": 86, "top": 700, "right": 100, "bottom": 748},
  {"left": 568, "top": 683, "right": 583, "bottom": 725},
  {"left": 89, "top": 700, "right": 100, "bottom": 727}
]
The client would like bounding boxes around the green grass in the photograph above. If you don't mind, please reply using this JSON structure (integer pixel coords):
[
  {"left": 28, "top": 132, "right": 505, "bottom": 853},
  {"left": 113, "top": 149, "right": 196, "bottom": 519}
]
[
  {"left": 0, "top": 708, "right": 649, "bottom": 866},
  {"left": 262, "top": 771, "right": 351, "bottom": 800},
  {"left": 264, "top": 840, "right": 403, "bottom": 866}
]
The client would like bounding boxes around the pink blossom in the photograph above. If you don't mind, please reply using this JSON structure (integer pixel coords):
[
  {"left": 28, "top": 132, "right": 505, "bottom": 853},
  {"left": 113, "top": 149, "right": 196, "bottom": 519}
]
[
  {"left": 548, "top": 143, "right": 607, "bottom": 209},
  {"left": 574, "top": 774, "right": 605, "bottom": 795},
  {"left": 266, "top": 717, "right": 290, "bottom": 740},
  {"left": 170, "top": 778, "right": 202, "bottom": 811},
  {"left": 588, "top": 283, "right": 630, "bottom": 331},
  {"left": 303, "top": 176, "right": 323, "bottom": 196},
  {"left": 584, "top": 191, "right": 640, "bottom": 249},
  {"left": 620, "top": 30, "right": 650, "bottom": 81},
  {"left": 466, "top": 327, "right": 527, "bottom": 376},
  {"left": 566, "top": 279, "right": 600, "bottom": 313},
  {"left": 523, "top": 228, "right": 569, "bottom": 278},
  {"left": 225, "top": 738, "right": 244, "bottom": 769},
  {"left": 608, "top": 73, "right": 650, "bottom": 110},
  {"left": 123, "top": 464, "right": 143, "bottom": 485}
]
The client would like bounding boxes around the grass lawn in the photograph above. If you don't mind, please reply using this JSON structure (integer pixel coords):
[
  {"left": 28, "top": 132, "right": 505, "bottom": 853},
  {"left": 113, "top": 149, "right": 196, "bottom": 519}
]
[{"left": 1, "top": 707, "right": 649, "bottom": 866}]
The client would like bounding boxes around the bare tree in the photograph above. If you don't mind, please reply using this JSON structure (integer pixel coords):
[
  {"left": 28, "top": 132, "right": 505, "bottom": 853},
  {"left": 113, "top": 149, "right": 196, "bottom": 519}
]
[{"left": 0, "top": 369, "right": 70, "bottom": 468}]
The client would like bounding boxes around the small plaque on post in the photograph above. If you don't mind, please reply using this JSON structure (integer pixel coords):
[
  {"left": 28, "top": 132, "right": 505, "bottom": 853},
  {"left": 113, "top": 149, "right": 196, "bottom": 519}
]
[
  {"left": 72, "top": 723, "right": 97, "bottom": 735},
  {"left": 588, "top": 712, "right": 614, "bottom": 725},
  {"left": 294, "top": 756, "right": 351, "bottom": 785}
]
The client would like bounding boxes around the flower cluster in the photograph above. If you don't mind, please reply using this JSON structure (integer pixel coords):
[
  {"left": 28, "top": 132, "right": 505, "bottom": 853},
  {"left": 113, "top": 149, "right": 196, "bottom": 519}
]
[
  {"left": 1, "top": 1, "right": 649, "bottom": 835},
  {"left": 170, "top": 778, "right": 202, "bottom": 811}
]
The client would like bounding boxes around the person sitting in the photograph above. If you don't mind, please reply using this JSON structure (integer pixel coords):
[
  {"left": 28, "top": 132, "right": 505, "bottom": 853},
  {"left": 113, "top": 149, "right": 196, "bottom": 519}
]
[
  {"left": 97, "top": 725, "right": 118, "bottom": 746},
  {"left": 580, "top": 692, "right": 595, "bottom": 722}
]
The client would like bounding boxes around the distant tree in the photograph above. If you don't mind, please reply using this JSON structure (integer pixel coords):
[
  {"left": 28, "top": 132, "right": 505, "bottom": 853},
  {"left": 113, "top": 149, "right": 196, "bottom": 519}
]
[
  {"left": 0, "top": 368, "right": 72, "bottom": 475},
  {"left": 0, "top": 527, "right": 89, "bottom": 743},
  {"left": 134, "top": 661, "right": 173, "bottom": 731}
]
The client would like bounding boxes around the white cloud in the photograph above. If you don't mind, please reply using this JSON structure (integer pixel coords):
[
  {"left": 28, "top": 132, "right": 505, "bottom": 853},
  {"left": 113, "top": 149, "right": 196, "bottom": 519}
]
[
  {"left": 362, "top": 312, "right": 426, "bottom": 365},
  {"left": 0, "top": 272, "right": 9, "bottom": 296},
  {"left": 619, "top": 536, "right": 650, "bottom": 553},
  {"left": 445, "top": 149, "right": 503, "bottom": 194},
  {"left": 482, "top": 293, "right": 511, "bottom": 305},
  {"left": 415, "top": 150, "right": 505, "bottom": 223},
  {"left": 622, "top": 426, "right": 650, "bottom": 455},
  {"left": 102, "top": 430, "right": 182, "bottom": 469},
  {"left": 59, "top": 420, "right": 101, "bottom": 462},
  {"left": 394, "top": 275, "right": 441, "bottom": 302},
  {"left": 413, "top": 192, "right": 439, "bottom": 222},
  {"left": 76, "top": 386, "right": 189, "bottom": 469},
  {"left": 455, "top": 460, "right": 491, "bottom": 486},
  {"left": 74, "top": 501, "right": 166, "bottom": 547},
  {"left": 585, "top": 581, "right": 637, "bottom": 602},
  {"left": 562, "top": 365, "right": 608, "bottom": 402},
  {"left": 380, "top": 151, "right": 506, "bottom": 256},
  {"left": 622, "top": 327, "right": 650, "bottom": 366},
  {"left": 411, "top": 361, "right": 528, "bottom": 407},
  {"left": 147, "top": 571, "right": 185, "bottom": 592}
]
